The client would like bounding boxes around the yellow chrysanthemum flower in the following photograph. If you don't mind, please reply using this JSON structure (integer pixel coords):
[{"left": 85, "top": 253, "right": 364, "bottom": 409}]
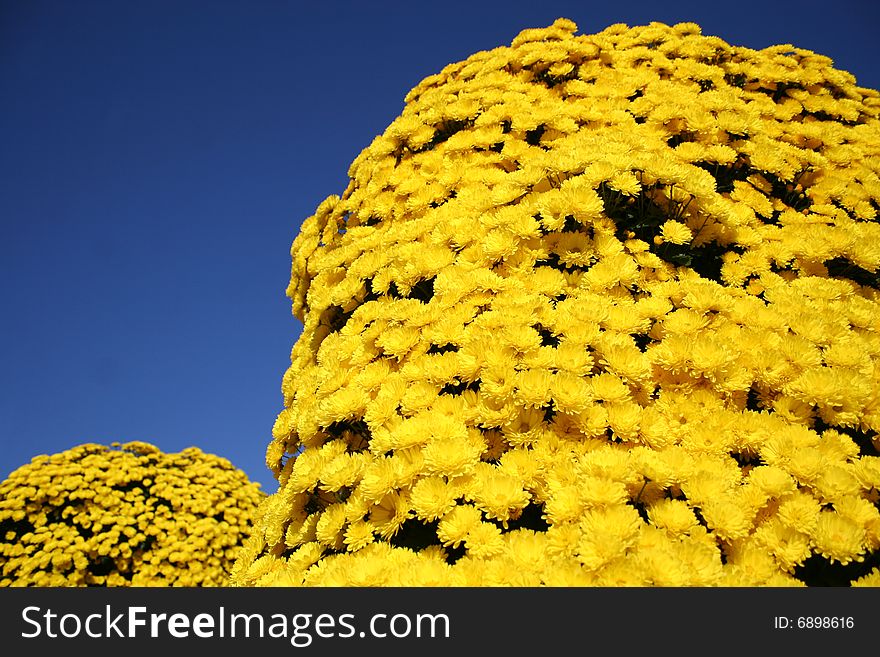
[
  {"left": 660, "top": 220, "right": 693, "bottom": 245},
  {"left": 812, "top": 511, "right": 867, "bottom": 565}
]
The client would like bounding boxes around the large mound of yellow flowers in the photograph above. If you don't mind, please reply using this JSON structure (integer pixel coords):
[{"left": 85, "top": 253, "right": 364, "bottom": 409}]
[
  {"left": 0, "top": 442, "right": 265, "bottom": 586},
  {"left": 233, "top": 19, "right": 880, "bottom": 586}
]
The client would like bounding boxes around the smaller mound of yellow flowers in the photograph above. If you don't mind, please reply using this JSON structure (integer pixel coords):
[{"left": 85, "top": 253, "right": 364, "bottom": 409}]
[{"left": 0, "top": 442, "right": 265, "bottom": 586}]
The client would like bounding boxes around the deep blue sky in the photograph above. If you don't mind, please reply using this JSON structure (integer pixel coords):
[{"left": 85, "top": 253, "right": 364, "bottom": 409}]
[{"left": 1, "top": 0, "right": 877, "bottom": 493}]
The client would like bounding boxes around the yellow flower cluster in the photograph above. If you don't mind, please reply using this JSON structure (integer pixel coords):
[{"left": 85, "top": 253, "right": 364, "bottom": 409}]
[
  {"left": 0, "top": 442, "right": 265, "bottom": 586},
  {"left": 233, "top": 19, "right": 880, "bottom": 586}
]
